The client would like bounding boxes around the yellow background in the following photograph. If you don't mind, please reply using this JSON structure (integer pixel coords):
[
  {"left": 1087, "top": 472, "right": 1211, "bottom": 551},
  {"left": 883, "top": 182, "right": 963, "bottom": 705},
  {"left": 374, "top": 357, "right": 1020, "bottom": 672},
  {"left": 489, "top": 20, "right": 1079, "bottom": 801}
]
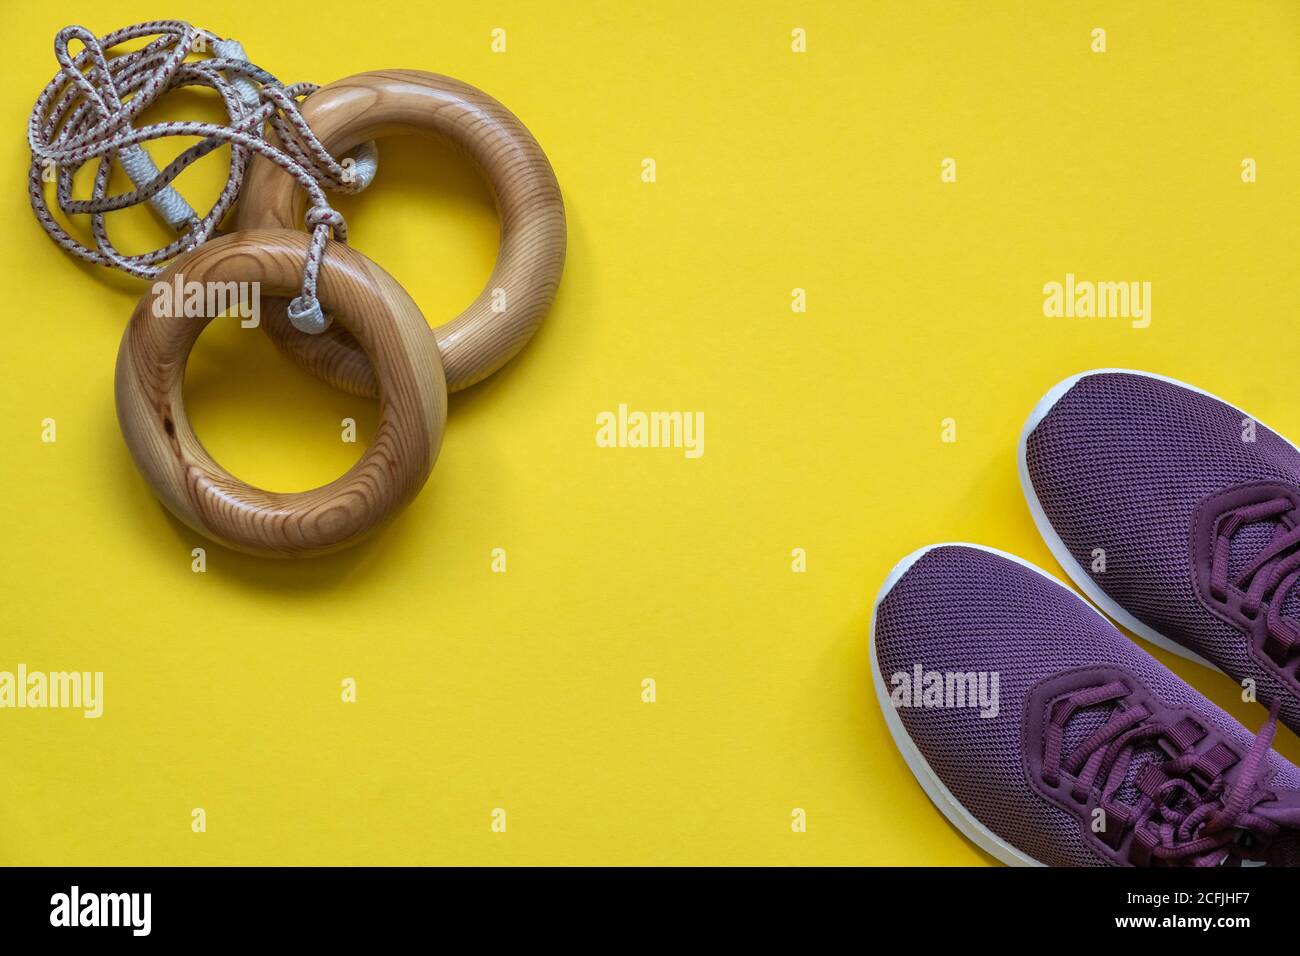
[{"left": 2, "top": 0, "right": 1299, "bottom": 865}]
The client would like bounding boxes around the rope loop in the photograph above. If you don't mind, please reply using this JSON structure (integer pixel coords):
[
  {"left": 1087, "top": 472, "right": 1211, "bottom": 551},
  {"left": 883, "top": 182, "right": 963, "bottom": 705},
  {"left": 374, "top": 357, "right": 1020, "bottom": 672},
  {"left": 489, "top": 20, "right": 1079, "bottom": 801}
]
[{"left": 27, "top": 20, "right": 378, "bottom": 333}]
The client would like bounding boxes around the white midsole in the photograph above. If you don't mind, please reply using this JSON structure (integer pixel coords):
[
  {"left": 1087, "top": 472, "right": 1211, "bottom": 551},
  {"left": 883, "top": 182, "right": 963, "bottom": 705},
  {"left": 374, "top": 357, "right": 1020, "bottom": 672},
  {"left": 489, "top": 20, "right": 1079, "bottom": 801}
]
[{"left": 867, "top": 542, "right": 1092, "bottom": 868}]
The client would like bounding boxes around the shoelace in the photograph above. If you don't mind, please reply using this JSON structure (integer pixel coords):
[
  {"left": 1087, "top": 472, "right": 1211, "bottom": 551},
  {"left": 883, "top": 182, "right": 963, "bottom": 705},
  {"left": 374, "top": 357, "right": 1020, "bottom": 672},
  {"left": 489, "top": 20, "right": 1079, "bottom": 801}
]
[
  {"left": 1209, "top": 494, "right": 1300, "bottom": 664},
  {"left": 1043, "top": 681, "right": 1283, "bottom": 866},
  {"left": 27, "top": 21, "right": 377, "bottom": 333}
]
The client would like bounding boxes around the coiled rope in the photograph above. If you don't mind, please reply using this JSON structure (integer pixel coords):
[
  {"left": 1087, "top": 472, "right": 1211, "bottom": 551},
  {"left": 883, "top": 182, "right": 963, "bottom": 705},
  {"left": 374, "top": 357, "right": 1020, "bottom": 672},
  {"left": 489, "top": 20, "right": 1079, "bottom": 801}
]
[{"left": 27, "top": 20, "right": 378, "bottom": 333}]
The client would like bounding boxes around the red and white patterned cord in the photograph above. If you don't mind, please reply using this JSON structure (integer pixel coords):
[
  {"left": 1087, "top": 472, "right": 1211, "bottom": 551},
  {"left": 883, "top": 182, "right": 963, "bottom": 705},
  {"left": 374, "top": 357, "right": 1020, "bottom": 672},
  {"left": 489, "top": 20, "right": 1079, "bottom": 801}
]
[{"left": 27, "top": 20, "right": 379, "bottom": 333}]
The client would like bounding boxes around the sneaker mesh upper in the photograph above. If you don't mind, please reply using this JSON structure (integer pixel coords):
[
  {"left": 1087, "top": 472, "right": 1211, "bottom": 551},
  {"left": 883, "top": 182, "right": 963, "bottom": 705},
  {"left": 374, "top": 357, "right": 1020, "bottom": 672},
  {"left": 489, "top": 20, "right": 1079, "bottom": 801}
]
[
  {"left": 1024, "top": 372, "right": 1300, "bottom": 731},
  {"left": 873, "top": 545, "right": 1300, "bottom": 867}
]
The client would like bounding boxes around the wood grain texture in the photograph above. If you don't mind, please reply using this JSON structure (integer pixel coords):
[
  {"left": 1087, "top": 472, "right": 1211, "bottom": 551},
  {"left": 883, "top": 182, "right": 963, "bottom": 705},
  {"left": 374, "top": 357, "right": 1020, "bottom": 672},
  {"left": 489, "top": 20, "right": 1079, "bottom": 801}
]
[
  {"left": 115, "top": 229, "right": 447, "bottom": 558},
  {"left": 236, "top": 69, "right": 567, "bottom": 396}
]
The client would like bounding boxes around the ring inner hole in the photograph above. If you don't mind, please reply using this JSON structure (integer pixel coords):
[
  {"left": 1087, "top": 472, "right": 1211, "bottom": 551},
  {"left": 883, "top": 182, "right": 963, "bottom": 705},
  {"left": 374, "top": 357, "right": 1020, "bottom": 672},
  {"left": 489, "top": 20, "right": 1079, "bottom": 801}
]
[
  {"left": 312, "top": 132, "right": 498, "bottom": 324},
  {"left": 181, "top": 131, "right": 494, "bottom": 493},
  {"left": 184, "top": 308, "right": 376, "bottom": 493}
]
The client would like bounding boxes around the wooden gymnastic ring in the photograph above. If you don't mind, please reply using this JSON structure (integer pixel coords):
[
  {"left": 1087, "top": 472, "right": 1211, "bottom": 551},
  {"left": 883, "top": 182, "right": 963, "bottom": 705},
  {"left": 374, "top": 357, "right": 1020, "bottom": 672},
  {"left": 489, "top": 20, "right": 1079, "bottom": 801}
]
[
  {"left": 236, "top": 69, "right": 566, "bottom": 397},
  {"left": 114, "top": 229, "right": 447, "bottom": 558}
]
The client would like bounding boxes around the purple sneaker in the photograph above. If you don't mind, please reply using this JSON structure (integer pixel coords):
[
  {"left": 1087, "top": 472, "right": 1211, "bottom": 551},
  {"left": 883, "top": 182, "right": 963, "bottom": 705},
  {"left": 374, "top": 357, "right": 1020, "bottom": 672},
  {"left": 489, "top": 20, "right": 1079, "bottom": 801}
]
[
  {"left": 1020, "top": 369, "right": 1300, "bottom": 734},
  {"left": 871, "top": 543, "right": 1300, "bottom": 866}
]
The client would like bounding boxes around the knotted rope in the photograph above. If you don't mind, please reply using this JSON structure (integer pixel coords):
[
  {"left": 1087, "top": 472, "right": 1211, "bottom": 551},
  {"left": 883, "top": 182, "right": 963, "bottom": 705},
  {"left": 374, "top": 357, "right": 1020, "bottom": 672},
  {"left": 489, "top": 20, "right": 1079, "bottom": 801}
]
[{"left": 27, "top": 20, "right": 378, "bottom": 333}]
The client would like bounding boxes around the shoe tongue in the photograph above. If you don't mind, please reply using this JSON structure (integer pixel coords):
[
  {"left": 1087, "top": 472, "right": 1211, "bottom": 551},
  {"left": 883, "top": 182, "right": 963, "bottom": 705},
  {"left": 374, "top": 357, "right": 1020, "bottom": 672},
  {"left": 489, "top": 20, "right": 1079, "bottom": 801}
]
[
  {"left": 1061, "top": 701, "right": 1112, "bottom": 756},
  {"left": 1227, "top": 520, "right": 1284, "bottom": 580},
  {"left": 1228, "top": 521, "right": 1300, "bottom": 627},
  {"left": 1280, "top": 582, "right": 1300, "bottom": 623},
  {"left": 1113, "top": 744, "right": 1169, "bottom": 807},
  {"left": 1060, "top": 701, "right": 1167, "bottom": 808}
]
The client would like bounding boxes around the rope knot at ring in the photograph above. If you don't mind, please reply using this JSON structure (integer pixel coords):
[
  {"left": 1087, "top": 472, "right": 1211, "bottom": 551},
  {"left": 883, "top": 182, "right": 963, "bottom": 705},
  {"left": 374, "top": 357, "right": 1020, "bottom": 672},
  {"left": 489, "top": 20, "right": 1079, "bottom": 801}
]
[{"left": 27, "top": 20, "right": 379, "bottom": 334}]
